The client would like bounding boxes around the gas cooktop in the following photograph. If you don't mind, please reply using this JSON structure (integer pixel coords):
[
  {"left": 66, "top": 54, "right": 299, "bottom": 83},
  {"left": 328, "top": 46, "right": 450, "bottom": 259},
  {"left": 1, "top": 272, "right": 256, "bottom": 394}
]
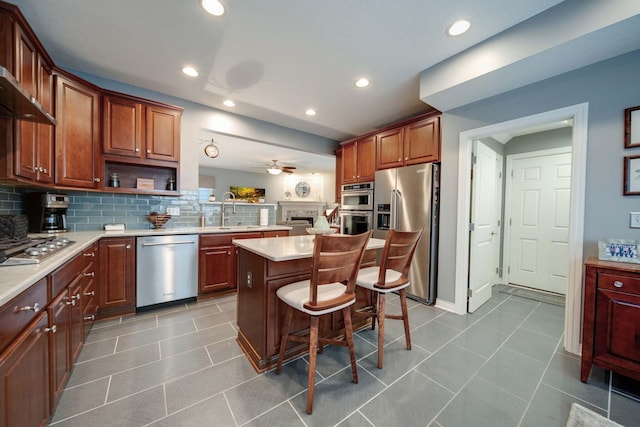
[{"left": 0, "top": 235, "right": 76, "bottom": 266}]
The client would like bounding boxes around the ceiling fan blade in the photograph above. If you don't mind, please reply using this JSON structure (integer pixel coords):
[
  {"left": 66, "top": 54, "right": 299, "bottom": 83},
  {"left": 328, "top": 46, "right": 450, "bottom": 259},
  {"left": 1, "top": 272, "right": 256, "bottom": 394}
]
[{"left": 282, "top": 166, "right": 296, "bottom": 170}]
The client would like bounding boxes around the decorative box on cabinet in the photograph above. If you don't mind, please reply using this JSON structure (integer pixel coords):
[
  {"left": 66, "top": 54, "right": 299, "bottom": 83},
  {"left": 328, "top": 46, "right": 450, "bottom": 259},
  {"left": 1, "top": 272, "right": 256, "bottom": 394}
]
[
  {"left": 341, "top": 135, "right": 375, "bottom": 184},
  {"left": 581, "top": 258, "right": 640, "bottom": 383},
  {"left": 55, "top": 70, "right": 101, "bottom": 189}
]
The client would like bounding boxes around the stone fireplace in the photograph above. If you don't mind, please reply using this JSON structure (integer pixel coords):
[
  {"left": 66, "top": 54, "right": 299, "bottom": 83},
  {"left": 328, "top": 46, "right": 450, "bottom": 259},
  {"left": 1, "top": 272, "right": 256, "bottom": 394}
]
[{"left": 277, "top": 201, "right": 326, "bottom": 224}]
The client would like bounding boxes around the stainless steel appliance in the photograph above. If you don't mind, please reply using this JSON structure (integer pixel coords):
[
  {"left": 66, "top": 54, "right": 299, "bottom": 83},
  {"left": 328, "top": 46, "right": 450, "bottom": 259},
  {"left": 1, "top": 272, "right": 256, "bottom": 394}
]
[
  {"left": 340, "top": 182, "right": 374, "bottom": 235},
  {"left": 136, "top": 234, "right": 198, "bottom": 309},
  {"left": 341, "top": 182, "right": 374, "bottom": 210},
  {"left": 374, "top": 163, "right": 440, "bottom": 304},
  {"left": 25, "top": 192, "right": 69, "bottom": 233}
]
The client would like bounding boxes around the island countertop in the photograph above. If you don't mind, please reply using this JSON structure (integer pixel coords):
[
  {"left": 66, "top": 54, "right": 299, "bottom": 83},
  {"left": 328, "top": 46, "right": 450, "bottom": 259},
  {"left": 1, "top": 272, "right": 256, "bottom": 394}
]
[{"left": 232, "top": 234, "right": 386, "bottom": 262}]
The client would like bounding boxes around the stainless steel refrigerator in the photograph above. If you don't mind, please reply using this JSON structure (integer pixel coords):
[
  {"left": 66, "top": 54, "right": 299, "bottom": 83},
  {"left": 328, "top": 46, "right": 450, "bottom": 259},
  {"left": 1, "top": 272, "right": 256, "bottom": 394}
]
[{"left": 373, "top": 163, "right": 439, "bottom": 304}]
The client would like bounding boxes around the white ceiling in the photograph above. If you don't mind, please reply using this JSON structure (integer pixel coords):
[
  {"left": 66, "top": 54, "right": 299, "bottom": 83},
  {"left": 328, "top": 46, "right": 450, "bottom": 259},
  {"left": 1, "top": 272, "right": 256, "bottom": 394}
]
[{"left": 9, "top": 0, "right": 640, "bottom": 173}]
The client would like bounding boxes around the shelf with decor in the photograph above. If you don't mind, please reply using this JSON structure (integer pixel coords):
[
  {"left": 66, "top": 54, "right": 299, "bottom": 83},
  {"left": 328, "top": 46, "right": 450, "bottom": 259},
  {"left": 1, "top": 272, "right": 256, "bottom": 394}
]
[{"left": 102, "top": 158, "right": 180, "bottom": 196}]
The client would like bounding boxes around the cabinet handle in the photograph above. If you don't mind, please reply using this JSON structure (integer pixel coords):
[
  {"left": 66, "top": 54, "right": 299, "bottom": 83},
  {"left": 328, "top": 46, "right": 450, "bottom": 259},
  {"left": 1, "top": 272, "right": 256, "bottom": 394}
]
[
  {"left": 83, "top": 272, "right": 95, "bottom": 277},
  {"left": 44, "top": 325, "right": 57, "bottom": 333},
  {"left": 94, "top": 177, "right": 101, "bottom": 182},
  {"left": 84, "top": 290, "right": 95, "bottom": 296},
  {"left": 613, "top": 280, "right": 624, "bottom": 288},
  {"left": 227, "top": 251, "right": 232, "bottom": 256},
  {"left": 15, "top": 302, "right": 40, "bottom": 313},
  {"left": 43, "top": 168, "right": 47, "bottom": 173},
  {"left": 38, "top": 166, "right": 44, "bottom": 172},
  {"left": 147, "top": 149, "right": 151, "bottom": 154},
  {"left": 66, "top": 299, "right": 76, "bottom": 306},
  {"left": 83, "top": 252, "right": 95, "bottom": 257},
  {"left": 135, "top": 148, "right": 140, "bottom": 152},
  {"left": 126, "top": 244, "right": 132, "bottom": 249},
  {"left": 73, "top": 294, "right": 81, "bottom": 300},
  {"left": 32, "top": 166, "right": 37, "bottom": 172},
  {"left": 398, "top": 158, "right": 402, "bottom": 162},
  {"left": 84, "top": 315, "right": 95, "bottom": 321}
]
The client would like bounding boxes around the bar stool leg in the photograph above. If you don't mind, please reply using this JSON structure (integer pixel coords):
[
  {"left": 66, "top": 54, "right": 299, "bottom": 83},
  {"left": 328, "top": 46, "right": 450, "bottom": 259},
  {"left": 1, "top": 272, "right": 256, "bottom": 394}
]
[
  {"left": 306, "top": 316, "right": 319, "bottom": 414},
  {"left": 377, "top": 293, "right": 386, "bottom": 369},
  {"left": 276, "top": 307, "right": 294, "bottom": 374},
  {"left": 370, "top": 292, "right": 379, "bottom": 330},
  {"left": 342, "top": 307, "right": 359, "bottom": 384},
  {"left": 399, "top": 289, "right": 411, "bottom": 350}
]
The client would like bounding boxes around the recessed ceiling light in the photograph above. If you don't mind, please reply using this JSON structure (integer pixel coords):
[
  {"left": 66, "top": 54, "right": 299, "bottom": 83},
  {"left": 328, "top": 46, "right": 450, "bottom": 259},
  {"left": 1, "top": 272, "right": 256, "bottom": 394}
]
[
  {"left": 223, "top": 100, "right": 235, "bottom": 107},
  {"left": 182, "top": 66, "right": 199, "bottom": 77},
  {"left": 305, "top": 109, "right": 316, "bottom": 116},
  {"left": 447, "top": 19, "right": 471, "bottom": 36},
  {"left": 355, "top": 78, "right": 370, "bottom": 88},
  {"left": 201, "top": 0, "right": 225, "bottom": 16}
]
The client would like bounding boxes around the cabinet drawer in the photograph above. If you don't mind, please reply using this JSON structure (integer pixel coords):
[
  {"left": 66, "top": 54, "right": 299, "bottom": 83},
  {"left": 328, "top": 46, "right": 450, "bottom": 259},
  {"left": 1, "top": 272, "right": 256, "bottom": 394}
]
[
  {"left": 0, "top": 277, "right": 48, "bottom": 353},
  {"left": 200, "top": 232, "right": 262, "bottom": 247},
  {"left": 51, "top": 252, "right": 84, "bottom": 297},
  {"left": 599, "top": 272, "right": 640, "bottom": 294}
]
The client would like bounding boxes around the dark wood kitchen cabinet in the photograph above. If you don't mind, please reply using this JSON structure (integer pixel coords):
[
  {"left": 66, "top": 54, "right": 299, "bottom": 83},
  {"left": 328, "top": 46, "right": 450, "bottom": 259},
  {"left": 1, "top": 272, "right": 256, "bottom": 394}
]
[
  {"left": 0, "top": 311, "right": 50, "bottom": 427},
  {"left": 581, "top": 258, "right": 640, "bottom": 383},
  {"left": 199, "top": 232, "right": 262, "bottom": 296},
  {"left": 81, "top": 243, "right": 99, "bottom": 339},
  {"left": 54, "top": 70, "right": 101, "bottom": 189},
  {"left": 98, "top": 237, "right": 135, "bottom": 317},
  {"left": 341, "top": 135, "right": 375, "bottom": 184},
  {"left": 376, "top": 114, "right": 441, "bottom": 170}
]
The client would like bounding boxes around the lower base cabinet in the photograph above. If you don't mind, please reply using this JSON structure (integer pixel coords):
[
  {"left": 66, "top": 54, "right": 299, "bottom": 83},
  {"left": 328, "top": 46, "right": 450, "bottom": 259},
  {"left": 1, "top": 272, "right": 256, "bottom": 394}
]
[
  {"left": 98, "top": 237, "right": 135, "bottom": 317},
  {"left": 0, "top": 312, "right": 51, "bottom": 427}
]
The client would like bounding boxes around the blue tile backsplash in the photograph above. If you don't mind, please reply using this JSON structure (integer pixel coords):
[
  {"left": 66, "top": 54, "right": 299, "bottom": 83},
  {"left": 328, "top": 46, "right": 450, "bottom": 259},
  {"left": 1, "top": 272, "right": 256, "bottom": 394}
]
[{"left": 0, "top": 185, "right": 275, "bottom": 231}]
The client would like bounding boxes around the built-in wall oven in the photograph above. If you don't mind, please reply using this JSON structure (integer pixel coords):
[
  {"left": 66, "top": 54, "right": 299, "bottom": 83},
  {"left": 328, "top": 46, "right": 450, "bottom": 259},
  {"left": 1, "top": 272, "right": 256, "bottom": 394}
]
[{"left": 340, "top": 182, "right": 374, "bottom": 235}]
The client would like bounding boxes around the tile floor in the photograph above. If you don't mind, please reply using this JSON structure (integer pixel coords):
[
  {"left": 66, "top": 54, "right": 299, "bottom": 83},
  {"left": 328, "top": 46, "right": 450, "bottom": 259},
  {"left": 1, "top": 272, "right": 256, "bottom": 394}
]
[{"left": 49, "top": 290, "right": 640, "bottom": 427}]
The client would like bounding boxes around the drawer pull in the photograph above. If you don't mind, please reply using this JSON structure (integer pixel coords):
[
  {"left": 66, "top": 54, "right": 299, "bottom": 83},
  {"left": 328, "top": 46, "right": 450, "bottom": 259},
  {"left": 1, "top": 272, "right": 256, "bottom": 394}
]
[
  {"left": 44, "top": 325, "right": 57, "bottom": 333},
  {"left": 15, "top": 302, "right": 40, "bottom": 313},
  {"left": 613, "top": 280, "right": 624, "bottom": 288},
  {"left": 66, "top": 300, "right": 76, "bottom": 306},
  {"left": 73, "top": 294, "right": 81, "bottom": 300},
  {"left": 83, "top": 252, "right": 95, "bottom": 257},
  {"left": 84, "top": 290, "right": 95, "bottom": 297},
  {"left": 84, "top": 315, "right": 95, "bottom": 321},
  {"left": 83, "top": 272, "right": 95, "bottom": 277}
]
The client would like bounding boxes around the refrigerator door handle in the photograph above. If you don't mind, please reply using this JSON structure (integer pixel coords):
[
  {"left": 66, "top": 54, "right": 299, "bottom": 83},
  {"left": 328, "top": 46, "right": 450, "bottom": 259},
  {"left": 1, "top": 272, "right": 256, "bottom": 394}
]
[{"left": 391, "top": 189, "right": 400, "bottom": 230}]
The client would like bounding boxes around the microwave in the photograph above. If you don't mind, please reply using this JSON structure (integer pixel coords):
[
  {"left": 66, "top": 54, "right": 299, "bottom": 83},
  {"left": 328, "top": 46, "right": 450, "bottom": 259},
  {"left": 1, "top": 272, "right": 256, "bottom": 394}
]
[{"left": 341, "top": 182, "right": 374, "bottom": 210}]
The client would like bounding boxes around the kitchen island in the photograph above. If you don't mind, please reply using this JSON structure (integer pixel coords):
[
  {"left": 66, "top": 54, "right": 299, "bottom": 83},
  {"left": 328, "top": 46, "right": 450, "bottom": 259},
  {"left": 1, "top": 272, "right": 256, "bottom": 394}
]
[{"left": 233, "top": 234, "right": 385, "bottom": 372}]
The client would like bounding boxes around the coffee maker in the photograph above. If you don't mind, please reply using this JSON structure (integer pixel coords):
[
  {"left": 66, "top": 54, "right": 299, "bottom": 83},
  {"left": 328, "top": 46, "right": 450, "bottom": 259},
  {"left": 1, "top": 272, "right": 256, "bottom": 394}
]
[{"left": 25, "top": 193, "right": 70, "bottom": 233}]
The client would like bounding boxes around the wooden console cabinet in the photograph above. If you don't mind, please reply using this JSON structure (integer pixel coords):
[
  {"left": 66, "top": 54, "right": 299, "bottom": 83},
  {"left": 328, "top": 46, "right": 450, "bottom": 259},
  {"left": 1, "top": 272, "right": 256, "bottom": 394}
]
[{"left": 581, "top": 258, "right": 640, "bottom": 382}]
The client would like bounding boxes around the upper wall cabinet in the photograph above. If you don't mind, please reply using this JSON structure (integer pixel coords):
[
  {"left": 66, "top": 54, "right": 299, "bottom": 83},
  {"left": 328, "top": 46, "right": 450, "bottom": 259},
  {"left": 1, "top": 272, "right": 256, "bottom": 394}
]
[
  {"left": 55, "top": 71, "right": 101, "bottom": 189},
  {"left": 103, "top": 94, "right": 181, "bottom": 163},
  {"left": 376, "top": 114, "right": 441, "bottom": 170},
  {"left": 341, "top": 135, "right": 375, "bottom": 184}
]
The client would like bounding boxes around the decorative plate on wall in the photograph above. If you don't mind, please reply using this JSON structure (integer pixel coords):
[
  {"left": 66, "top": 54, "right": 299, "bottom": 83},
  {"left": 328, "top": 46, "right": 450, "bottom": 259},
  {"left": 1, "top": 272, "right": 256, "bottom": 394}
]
[{"left": 295, "top": 181, "right": 311, "bottom": 198}]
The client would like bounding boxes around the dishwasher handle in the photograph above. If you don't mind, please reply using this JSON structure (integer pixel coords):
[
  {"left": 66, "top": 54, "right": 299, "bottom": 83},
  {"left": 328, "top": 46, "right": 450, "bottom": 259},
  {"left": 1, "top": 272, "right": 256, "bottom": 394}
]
[{"left": 141, "top": 240, "right": 196, "bottom": 247}]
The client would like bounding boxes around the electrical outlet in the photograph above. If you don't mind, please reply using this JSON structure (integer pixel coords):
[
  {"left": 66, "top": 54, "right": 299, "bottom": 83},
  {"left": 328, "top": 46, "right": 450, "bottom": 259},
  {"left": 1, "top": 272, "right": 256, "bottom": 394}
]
[
  {"left": 166, "top": 207, "right": 180, "bottom": 216},
  {"left": 630, "top": 212, "right": 640, "bottom": 228}
]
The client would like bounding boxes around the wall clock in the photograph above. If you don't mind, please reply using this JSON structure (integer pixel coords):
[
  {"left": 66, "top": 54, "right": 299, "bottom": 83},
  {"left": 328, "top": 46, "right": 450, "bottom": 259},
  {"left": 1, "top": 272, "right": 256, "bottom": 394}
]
[
  {"left": 204, "top": 142, "right": 219, "bottom": 158},
  {"left": 295, "top": 181, "right": 311, "bottom": 198}
]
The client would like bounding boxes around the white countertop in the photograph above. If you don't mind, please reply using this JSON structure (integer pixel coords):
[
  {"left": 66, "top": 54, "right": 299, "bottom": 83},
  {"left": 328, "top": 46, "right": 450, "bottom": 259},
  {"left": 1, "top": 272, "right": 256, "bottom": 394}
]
[
  {"left": 233, "top": 234, "right": 386, "bottom": 262},
  {"left": 0, "top": 225, "right": 291, "bottom": 306}
]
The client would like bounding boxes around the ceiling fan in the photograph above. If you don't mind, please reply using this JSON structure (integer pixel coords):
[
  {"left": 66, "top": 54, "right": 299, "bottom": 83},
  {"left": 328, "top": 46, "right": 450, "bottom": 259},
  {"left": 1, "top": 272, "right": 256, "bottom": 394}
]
[{"left": 266, "top": 160, "right": 296, "bottom": 175}]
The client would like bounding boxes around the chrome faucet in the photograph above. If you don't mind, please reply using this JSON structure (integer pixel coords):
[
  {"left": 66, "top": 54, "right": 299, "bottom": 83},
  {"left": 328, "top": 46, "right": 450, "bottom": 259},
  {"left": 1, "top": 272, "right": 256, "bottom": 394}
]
[{"left": 220, "top": 192, "right": 236, "bottom": 227}]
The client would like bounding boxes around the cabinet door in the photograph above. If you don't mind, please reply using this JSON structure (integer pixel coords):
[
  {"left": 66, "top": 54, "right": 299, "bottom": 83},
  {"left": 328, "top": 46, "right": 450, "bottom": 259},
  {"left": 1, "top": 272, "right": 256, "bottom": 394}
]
[
  {"left": 356, "top": 135, "right": 375, "bottom": 182},
  {"left": 199, "top": 246, "right": 235, "bottom": 293},
  {"left": 0, "top": 312, "right": 50, "bottom": 427},
  {"left": 55, "top": 74, "right": 100, "bottom": 188},
  {"left": 103, "top": 95, "right": 143, "bottom": 159},
  {"left": 341, "top": 142, "right": 358, "bottom": 184},
  {"left": 145, "top": 105, "right": 180, "bottom": 162},
  {"left": 99, "top": 238, "right": 135, "bottom": 311},
  {"left": 404, "top": 115, "right": 440, "bottom": 165},
  {"left": 594, "top": 288, "right": 640, "bottom": 366},
  {"left": 36, "top": 61, "right": 54, "bottom": 183},
  {"left": 48, "top": 291, "right": 70, "bottom": 410},
  {"left": 69, "top": 275, "right": 84, "bottom": 365},
  {"left": 376, "top": 127, "right": 404, "bottom": 170}
]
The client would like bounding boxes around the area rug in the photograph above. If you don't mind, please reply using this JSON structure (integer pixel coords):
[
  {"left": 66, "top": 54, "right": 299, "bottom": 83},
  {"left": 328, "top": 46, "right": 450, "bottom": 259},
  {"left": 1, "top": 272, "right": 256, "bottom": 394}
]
[
  {"left": 497, "top": 284, "right": 565, "bottom": 307},
  {"left": 566, "top": 402, "right": 624, "bottom": 427}
]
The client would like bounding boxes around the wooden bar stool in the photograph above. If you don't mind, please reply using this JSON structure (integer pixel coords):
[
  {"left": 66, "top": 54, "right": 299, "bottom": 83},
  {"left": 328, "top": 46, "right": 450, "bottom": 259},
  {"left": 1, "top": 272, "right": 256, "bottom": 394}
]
[
  {"left": 355, "top": 228, "right": 423, "bottom": 369},
  {"left": 275, "top": 231, "right": 371, "bottom": 414}
]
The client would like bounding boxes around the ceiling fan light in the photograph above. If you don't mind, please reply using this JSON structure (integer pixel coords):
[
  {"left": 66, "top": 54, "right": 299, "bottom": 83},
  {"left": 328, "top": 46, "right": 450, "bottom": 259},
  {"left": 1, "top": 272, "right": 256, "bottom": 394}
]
[
  {"left": 201, "top": 0, "right": 225, "bottom": 16},
  {"left": 267, "top": 167, "right": 282, "bottom": 175}
]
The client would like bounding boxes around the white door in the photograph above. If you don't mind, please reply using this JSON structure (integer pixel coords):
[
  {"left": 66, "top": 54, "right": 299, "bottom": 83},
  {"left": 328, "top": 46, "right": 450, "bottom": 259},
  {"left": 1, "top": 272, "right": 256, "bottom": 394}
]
[
  {"left": 468, "top": 141, "right": 503, "bottom": 312},
  {"left": 505, "top": 148, "right": 571, "bottom": 294}
]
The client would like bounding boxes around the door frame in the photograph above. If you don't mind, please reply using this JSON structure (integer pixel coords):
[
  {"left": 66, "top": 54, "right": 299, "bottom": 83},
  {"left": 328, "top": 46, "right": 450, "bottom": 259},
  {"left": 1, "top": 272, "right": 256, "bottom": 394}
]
[
  {"left": 503, "top": 146, "right": 572, "bottom": 293},
  {"left": 452, "top": 103, "right": 588, "bottom": 355}
]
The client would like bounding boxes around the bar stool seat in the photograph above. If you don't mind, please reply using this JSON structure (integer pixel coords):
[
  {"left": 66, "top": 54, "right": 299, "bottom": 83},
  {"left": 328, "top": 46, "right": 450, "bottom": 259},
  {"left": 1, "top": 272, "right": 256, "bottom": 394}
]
[{"left": 355, "top": 228, "right": 423, "bottom": 369}]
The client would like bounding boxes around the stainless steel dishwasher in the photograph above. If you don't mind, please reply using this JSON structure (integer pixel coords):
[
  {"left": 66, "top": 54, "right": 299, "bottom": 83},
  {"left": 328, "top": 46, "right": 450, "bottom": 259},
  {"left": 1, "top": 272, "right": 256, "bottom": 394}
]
[{"left": 136, "top": 234, "right": 198, "bottom": 309}]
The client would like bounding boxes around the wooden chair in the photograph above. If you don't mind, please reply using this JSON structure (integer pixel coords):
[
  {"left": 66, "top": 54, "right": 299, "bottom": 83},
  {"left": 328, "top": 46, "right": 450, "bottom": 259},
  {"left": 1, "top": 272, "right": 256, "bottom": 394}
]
[
  {"left": 355, "top": 228, "right": 423, "bottom": 368},
  {"left": 275, "top": 231, "right": 372, "bottom": 414}
]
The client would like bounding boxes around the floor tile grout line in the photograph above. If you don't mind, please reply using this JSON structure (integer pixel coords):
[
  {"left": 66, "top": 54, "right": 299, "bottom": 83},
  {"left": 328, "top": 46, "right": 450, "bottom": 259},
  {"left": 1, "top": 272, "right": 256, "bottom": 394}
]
[{"left": 222, "top": 390, "right": 240, "bottom": 427}]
